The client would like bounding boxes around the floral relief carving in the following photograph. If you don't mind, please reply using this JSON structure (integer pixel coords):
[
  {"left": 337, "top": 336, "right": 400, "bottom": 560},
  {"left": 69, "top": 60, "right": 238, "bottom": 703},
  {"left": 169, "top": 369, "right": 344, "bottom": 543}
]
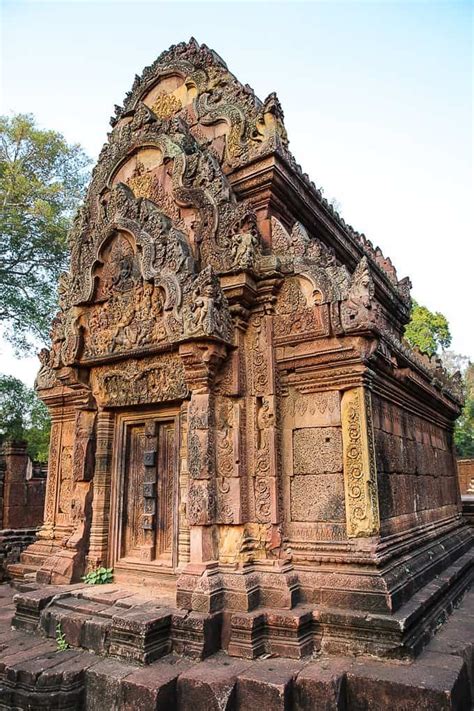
[
  {"left": 274, "top": 277, "right": 324, "bottom": 338},
  {"left": 341, "top": 388, "right": 380, "bottom": 537}
]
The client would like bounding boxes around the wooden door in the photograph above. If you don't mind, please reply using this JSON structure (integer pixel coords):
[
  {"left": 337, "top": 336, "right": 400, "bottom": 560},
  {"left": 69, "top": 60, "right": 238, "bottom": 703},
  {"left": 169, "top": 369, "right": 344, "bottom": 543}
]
[{"left": 118, "top": 414, "right": 177, "bottom": 569}]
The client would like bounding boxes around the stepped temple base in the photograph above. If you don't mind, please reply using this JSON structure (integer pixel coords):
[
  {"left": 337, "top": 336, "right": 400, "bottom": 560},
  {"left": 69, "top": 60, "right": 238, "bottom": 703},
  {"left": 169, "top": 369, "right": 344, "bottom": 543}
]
[
  {"left": 10, "top": 540, "right": 474, "bottom": 663},
  {"left": 0, "top": 581, "right": 472, "bottom": 710}
]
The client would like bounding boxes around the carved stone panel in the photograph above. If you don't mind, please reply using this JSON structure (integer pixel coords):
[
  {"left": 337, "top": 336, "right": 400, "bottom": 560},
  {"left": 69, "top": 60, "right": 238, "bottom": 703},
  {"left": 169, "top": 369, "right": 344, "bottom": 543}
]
[
  {"left": 91, "top": 354, "right": 188, "bottom": 407},
  {"left": 274, "top": 276, "right": 327, "bottom": 341},
  {"left": 82, "top": 280, "right": 168, "bottom": 360},
  {"left": 341, "top": 388, "right": 380, "bottom": 538}
]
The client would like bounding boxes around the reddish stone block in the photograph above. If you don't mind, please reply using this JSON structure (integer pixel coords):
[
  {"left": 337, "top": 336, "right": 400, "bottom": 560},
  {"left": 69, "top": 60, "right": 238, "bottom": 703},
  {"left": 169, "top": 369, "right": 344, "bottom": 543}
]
[
  {"left": 177, "top": 654, "right": 252, "bottom": 711},
  {"left": 265, "top": 608, "right": 314, "bottom": 658},
  {"left": 346, "top": 654, "right": 472, "bottom": 710},
  {"left": 172, "top": 610, "right": 222, "bottom": 659},
  {"left": 293, "top": 659, "right": 347, "bottom": 710},
  {"left": 227, "top": 610, "right": 266, "bottom": 659},
  {"left": 82, "top": 615, "right": 112, "bottom": 654},
  {"left": 5, "top": 648, "right": 81, "bottom": 687},
  {"left": 108, "top": 606, "right": 173, "bottom": 663},
  {"left": 0, "top": 640, "right": 56, "bottom": 675},
  {"left": 235, "top": 658, "right": 305, "bottom": 710},
  {"left": 84, "top": 658, "right": 137, "bottom": 710},
  {"left": 121, "top": 655, "right": 194, "bottom": 710}
]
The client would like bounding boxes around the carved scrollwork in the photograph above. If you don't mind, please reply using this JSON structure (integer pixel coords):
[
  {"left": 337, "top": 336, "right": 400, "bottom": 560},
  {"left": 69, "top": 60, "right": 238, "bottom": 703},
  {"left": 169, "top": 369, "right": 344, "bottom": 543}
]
[{"left": 341, "top": 388, "right": 380, "bottom": 538}]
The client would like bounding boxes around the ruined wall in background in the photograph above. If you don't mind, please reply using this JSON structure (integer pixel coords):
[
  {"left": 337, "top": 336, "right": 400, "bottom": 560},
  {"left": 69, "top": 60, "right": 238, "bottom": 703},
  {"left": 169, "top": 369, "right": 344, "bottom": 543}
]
[{"left": 0, "top": 442, "right": 47, "bottom": 578}]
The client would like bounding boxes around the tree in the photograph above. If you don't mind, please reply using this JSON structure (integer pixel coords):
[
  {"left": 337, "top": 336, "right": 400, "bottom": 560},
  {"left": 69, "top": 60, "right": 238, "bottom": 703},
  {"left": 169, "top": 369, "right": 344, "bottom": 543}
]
[
  {"left": 0, "top": 374, "right": 50, "bottom": 462},
  {"left": 404, "top": 300, "right": 452, "bottom": 357},
  {"left": 0, "top": 113, "right": 90, "bottom": 353},
  {"left": 454, "top": 362, "right": 474, "bottom": 458}
]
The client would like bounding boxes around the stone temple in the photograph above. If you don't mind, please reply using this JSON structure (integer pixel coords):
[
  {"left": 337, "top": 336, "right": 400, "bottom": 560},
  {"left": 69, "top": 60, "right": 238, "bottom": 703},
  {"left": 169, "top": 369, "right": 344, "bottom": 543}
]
[{"left": 9, "top": 38, "right": 473, "bottom": 675}]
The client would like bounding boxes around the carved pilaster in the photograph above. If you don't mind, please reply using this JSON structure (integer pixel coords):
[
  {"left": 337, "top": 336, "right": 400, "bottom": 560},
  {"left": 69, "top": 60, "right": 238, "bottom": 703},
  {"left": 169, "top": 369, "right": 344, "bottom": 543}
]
[
  {"left": 42, "top": 421, "right": 61, "bottom": 531},
  {"left": 178, "top": 403, "right": 190, "bottom": 566},
  {"left": 187, "top": 392, "right": 216, "bottom": 526},
  {"left": 86, "top": 410, "right": 115, "bottom": 569},
  {"left": 247, "top": 313, "right": 279, "bottom": 525},
  {"left": 341, "top": 387, "right": 380, "bottom": 537}
]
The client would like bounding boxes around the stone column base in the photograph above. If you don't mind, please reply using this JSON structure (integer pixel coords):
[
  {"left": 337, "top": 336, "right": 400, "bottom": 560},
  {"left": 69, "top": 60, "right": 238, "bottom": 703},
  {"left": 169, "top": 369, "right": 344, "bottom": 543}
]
[{"left": 176, "top": 560, "right": 299, "bottom": 613}]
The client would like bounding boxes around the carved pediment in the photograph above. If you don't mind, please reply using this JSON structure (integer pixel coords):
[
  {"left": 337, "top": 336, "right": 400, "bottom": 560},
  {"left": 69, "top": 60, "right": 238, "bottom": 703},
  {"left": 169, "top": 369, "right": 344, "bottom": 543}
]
[
  {"left": 271, "top": 217, "right": 350, "bottom": 304},
  {"left": 109, "top": 38, "right": 288, "bottom": 169}
]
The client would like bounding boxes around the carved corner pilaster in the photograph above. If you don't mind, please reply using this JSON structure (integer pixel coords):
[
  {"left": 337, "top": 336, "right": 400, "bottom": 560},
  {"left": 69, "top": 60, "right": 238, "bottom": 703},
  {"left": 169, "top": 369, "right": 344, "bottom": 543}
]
[{"left": 341, "top": 387, "right": 380, "bottom": 538}]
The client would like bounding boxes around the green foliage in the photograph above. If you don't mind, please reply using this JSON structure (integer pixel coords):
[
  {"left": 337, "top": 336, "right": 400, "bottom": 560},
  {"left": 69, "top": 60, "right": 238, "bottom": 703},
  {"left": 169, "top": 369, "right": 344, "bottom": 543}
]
[
  {"left": 0, "top": 113, "right": 90, "bottom": 353},
  {"left": 404, "top": 300, "right": 452, "bottom": 358},
  {"left": 56, "top": 623, "right": 70, "bottom": 651},
  {"left": 454, "top": 363, "right": 474, "bottom": 458},
  {"left": 0, "top": 374, "right": 50, "bottom": 461},
  {"left": 82, "top": 567, "right": 114, "bottom": 585}
]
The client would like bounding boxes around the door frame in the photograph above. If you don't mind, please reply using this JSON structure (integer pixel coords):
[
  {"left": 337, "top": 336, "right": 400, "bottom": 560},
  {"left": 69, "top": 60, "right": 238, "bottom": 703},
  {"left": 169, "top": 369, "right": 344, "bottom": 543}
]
[{"left": 109, "top": 406, "right": 181, "bottom": 577}]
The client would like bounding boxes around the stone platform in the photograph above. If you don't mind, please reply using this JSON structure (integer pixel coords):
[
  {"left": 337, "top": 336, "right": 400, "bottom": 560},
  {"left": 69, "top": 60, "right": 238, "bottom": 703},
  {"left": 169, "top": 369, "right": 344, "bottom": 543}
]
[
  {"left": 10, "top": 548, "right": 474, "bottom": 665},
  {"left": 0, "top": 582, "right": 472, "bottom": 709}
]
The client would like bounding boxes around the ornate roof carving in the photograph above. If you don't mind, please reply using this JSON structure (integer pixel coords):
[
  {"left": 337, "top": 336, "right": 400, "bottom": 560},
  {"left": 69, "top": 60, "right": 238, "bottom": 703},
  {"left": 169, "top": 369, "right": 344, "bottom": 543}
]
[{"left": 38, "top": 39, "right": 460, "bottom": 405}]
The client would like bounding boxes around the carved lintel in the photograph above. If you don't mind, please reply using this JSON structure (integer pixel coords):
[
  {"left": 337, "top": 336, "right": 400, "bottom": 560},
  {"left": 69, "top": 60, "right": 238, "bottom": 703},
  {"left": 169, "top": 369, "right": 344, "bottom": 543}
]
[
  {"left": 91, "top": 354, "right": 188, "bottom": 407},
  {"left": 341, "top": 387, "right": 380, "bottom": 538}
]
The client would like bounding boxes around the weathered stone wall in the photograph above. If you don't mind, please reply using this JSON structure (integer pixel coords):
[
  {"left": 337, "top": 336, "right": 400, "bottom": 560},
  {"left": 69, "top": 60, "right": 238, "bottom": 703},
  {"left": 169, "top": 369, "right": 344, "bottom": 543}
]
[
  {"left": 373, "top": 394, "right": 459, "bottom": 536},
  {"left": 14, "top": 40, "right": 471, "bottom": 637},
  {"left": 281, "top": 389, "right": 347, "bottom": 553},
  {"left": 0, "top": 441, "right": 47, "bottom": 579}
]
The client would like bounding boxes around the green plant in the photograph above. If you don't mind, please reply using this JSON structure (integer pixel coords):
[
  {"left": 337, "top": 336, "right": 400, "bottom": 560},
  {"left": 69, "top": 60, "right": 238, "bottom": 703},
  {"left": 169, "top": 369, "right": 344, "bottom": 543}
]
[
  {"left": 56, "top": 623, "right": 69, "bottom": 651},
  {"left": 82, "top": 566, "right": 113, "bottom": 585}
]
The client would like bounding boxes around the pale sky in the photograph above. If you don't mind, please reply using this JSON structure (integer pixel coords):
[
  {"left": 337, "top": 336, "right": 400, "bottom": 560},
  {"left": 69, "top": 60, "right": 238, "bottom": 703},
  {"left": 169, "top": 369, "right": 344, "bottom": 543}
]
[{"left": 1, "top": 0, "right": 473, "bottom": 386}]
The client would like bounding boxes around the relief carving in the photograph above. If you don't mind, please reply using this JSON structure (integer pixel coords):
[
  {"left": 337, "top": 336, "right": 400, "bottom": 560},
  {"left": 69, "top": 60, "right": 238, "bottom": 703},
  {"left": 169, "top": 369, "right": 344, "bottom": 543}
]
[
  {"left": 340, "top": 257, "right": 378, "bottom": 331},
  {"left": 274, "top": 277, "right": 325, "bottom": 338},
  {"left": 254, "top": 396, "right": 276, "bottom": 524},
  {"left": 248, "top": 315, "right": 270, "bottom": 395},
  {"left": 341, "top": 388, "right": 380, "bottom": 537},
  {"left": 187, "top": 481, "right": 215, "bottom": 525},
  {"left": 91, "top": 354, "right": 188, "bottom": 407},
  {"left": 183, "top": 267, "right": 233, "bottom": 342}
]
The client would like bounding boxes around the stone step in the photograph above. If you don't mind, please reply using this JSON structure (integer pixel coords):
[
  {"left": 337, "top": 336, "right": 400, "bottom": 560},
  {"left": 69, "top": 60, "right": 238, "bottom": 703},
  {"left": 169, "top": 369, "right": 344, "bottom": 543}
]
[
  {"left": 26, "top": 591, "right": 223, "bottom": 664},
  {"left": 1, "top": 586, "right": 474, "bottom": 709},
  {"left": 6, "top": 563, "right": 37, "bottom": 581},
  {"left": 227, "top": 607, "right": 315, "bottom": 660}
]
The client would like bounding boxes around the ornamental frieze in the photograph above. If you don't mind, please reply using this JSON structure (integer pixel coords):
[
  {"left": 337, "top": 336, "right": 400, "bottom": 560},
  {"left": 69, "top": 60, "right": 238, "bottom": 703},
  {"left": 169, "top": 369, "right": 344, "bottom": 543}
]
[{"left": 90, "top": 354, "right": 188, "bottom": 407}]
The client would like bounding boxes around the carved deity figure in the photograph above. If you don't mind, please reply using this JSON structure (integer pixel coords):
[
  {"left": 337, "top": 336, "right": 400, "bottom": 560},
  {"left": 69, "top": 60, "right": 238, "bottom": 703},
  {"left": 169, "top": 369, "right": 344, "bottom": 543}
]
[
  {"left": 230, "top": 231, "right": 258, "bottom": 270},
  {"left": 257, "top": 397, "right": 274, "bottom": 452},
  {"left": 342, "top": 257, "right": 377, "bottom": 329}
]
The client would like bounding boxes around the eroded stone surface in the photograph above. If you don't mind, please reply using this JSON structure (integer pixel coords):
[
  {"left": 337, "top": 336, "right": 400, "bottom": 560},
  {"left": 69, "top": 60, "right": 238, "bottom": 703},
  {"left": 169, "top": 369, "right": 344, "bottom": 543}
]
[{"left": 0, "top": 584, "right": 473, "bottom": 709}]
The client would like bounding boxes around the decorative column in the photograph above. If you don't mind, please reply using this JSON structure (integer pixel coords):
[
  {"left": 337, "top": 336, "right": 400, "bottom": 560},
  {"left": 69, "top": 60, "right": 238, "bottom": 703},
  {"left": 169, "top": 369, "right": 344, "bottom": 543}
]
[
  {"left": 86, "top": 410, "right": 114, "bottom": 570},
  {"left": 341, "top": 387, "right": 380, "bottom": 538},
  {"left": 176, "top": 340, "right": 227, "bottom": 611},
  {"left": 248, "top": 310, "right": 279, "bottom": 525},
  {"left": 19, "top": 366, "right": 96, "bottom": 583}
]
